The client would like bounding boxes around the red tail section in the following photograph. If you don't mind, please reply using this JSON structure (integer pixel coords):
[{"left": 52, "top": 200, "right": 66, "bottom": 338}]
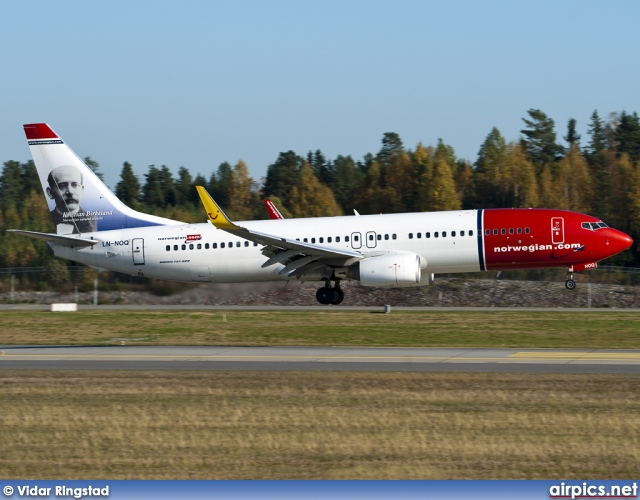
[{"left": 24, "top": 123, "right": 58, "bottom": 140}]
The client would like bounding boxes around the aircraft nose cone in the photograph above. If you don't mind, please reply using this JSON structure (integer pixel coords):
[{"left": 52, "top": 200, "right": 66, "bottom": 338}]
[
  {"left": 612, "top": 230, "right": 633, "bottom": 253},
  {"left": 622, "top": 232, "right": 633, "bottom": 249}
]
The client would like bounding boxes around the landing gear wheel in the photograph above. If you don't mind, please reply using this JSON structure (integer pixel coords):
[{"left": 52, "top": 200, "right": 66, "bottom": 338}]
[
  {"left": 331, "top": 287, "right": 345, "bottom": 305},
  {"left": 316, "top": 279, "right": 345, "bottom": 305},
  {"left": 565, "top": 279, "right": 576, "bottom": 290},
  {"left": 316, "top": 287, "right": 334, "bottom": 305}
]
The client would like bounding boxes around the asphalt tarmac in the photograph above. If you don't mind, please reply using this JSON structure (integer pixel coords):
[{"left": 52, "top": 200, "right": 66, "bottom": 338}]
[{"left": 1, "top": 345, "right": 639, "bottom": 373}]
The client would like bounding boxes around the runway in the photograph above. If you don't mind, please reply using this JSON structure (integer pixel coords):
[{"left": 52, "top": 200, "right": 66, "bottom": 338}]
[{"left": 1, "top": 345, "right": 640, "bottom": 373}]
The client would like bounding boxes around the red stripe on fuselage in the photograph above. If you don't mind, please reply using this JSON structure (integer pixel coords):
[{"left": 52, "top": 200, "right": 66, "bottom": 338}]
[{"left": 481, "top": 209, "right": 625, "bottom": 271}]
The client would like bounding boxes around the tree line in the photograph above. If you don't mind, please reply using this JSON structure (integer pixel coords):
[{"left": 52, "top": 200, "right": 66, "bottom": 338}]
[{"left": 2, "top": 108, "right": 640, "bottom": 279}]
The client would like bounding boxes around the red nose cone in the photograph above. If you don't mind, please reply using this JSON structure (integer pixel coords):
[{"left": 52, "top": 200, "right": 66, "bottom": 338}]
[{"left": 612, "top": 230, "right": 633, "bottom": 254}]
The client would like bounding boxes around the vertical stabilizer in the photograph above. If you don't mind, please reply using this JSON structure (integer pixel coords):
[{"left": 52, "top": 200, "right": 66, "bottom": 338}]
[{"left": 24, "top": 123, "right": 181, "bottom": 234}]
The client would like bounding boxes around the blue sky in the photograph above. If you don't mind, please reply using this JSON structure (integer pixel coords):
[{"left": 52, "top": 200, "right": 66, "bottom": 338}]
[{"left": 1, "top": 1, "right": 639, "bottom": 189}]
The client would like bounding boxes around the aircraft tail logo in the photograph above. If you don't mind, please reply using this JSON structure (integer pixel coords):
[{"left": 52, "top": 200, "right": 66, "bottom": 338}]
[{"left": 24, "top": 123, "right": 181, "bottom": 234}]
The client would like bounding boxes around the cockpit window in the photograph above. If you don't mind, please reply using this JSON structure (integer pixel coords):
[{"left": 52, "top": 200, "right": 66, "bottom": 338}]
[{"left": 582, "top": 221, "right": 609, "bottom": 231}]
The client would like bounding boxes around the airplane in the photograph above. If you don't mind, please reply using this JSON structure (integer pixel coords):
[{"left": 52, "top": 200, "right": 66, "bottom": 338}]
[{"left": 9, "top": 123, "right": 633, "bottom": 305}]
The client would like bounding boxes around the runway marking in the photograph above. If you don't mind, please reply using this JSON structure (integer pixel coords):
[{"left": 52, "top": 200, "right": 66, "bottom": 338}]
[
  {"left": 511, "top": 352, "right": 640, "bottom": 360},
  {"left": 2, "top": 352, "right": 640, "bottom": 363}
]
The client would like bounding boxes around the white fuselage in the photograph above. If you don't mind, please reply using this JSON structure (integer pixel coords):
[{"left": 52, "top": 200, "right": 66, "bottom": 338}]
[{"left": 51, "top": 211, "right": 482, "bottom": 283}]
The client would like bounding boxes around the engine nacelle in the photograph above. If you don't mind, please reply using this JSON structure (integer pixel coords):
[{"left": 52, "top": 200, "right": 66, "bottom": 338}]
[{"left": 353, "top": 253, "right": 422, "bottom": 287}]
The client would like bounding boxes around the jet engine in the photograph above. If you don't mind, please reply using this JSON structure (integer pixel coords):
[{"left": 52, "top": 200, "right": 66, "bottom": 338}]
[{"left": 350, "top": 253, "right": 422, "bottom": 287}]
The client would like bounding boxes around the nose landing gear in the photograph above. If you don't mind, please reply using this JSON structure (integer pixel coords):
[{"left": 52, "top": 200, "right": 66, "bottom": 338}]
[
  {"left": 316, "top": 279, "right": 344, "bottom": 305},
  {"left": 565, "top": 269, "right": 576, "bottom": 290}
]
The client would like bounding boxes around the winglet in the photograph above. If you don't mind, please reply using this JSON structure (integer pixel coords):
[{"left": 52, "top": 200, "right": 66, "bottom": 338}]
[
  {"left": 264, "top": 199, "right": 284, "bottom": 220},
  {"left": 196, "top": 186, "right": 238, "bottom": 230}
]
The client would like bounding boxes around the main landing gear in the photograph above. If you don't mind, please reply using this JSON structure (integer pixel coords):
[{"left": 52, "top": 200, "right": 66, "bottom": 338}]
[
  {"left": 316, "top": 279, "right": 344, "bottom": 305},
  {"left": 565, "top": 270, "right": 576, "bottom": 290}
]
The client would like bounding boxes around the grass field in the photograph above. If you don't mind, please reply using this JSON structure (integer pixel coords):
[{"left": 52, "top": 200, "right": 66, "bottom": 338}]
[
  {"left": 2, "top": 310, "right": 638, "bottom": 479},
  {"left": 1, "top": 309, "right": 640, "bottom": 348},
  {"left": 0, "top": 370, "right": 637, "bottom": 479}
]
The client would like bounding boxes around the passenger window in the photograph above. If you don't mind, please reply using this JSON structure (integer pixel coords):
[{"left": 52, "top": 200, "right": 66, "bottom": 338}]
[
  {"left": 442, "top": 231, "right": 447, "bottom": 237},
  {"left": 369, "top": 234, "right": 374, "bottom": 241},
  {"left": 392, "top": 234, "right": 397, "bottom": 240},
  {"left": 254, "top": 242, "right": 258, "bottom": 246},
  {"left": 319, "top": 237, "right": 324, "bottom": 243},
  {"left": 304, "top": 238, "right": 308, "bottom": 243},
  {"left": 417, "top": 233, "right": 422, "bottom": 239},
  {"left": 426, "top": 232, "right": 430, "bottom": 238},
  {"left": 205, "top": 243, "right": 210, "bottom": 249},
  {"left": 354, "top": 235, "right": 359, "bottom": 242},
  {"left": 501, "top": 229, "right": 506, "bottom": 235},
  {"left": 525, "top": 228, "right": 530, "bottom": 234},
  {"left": 311, "top": 237, "right": 316, "bottom": 244},
  {"left": 336, "top": 236, "right": 341, "bottom": 242},
  {"left": 345, "top": 236, "right": 349, "bottom": 242},
  {"left": 328, "top": 237, "right": 332, "bottom": 243},
  {"left": 197, "top": 243, "right": 202, "bottom": 249},
  {"left": 517, "top": 228, "right": 522, "bottom": 234},
  {"left": 409, "top": 233, "right": 414, "bottom": 239},
  {"left": 377, "top": 234, "right": 382, "bottom": 240},
  {"left": 173, "top": 245, "right": 178, "bottom": 251},
  {"left": 181, "top": 244, "right": 186, "bottom": 250},
  {"left": 166, "top": 245, "right": 170, "bottom": 251},
  {"left": 384, "top": 234, "right": 389, "bottom": 240},
  {"left": 469, "top": 230, "right": 473, "bottom": 236},
  {"left": 244, "top": 241, "right": 249, "bottom": 247},
  {"left": 451, "top": 231, "right": 456, "bottom": 237},
  {"left": 213, "top": 243, "right": 218, "bottom": 249},
  {"left": 461, "top": 230, "right": 465, "bottom": 237},
  {"left": 435, "top": 232, "right": 439, "bottom": 238},
  {"left": 485, "top": 229, "right": 490, "bottom": 236},
  {"left": 509, "top": 228, "right": 514, "bottom": 235},
  {"left": 493, "top": 229, "right": 498, "bottom": 235},
  {"left": 236, "top": 242, "right": 241, "bottom": 247}
]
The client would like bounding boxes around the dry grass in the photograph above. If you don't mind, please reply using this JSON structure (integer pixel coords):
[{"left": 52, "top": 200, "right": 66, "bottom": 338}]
[{"left": 0, "top": 370, "right": 638, "bottom": 479}]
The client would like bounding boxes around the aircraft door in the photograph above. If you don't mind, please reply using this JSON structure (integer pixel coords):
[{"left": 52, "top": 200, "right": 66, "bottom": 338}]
[
  {"left": 351, "top": 232, "right": 362, "bottom": 249},
  {"left": 366, "top": 231, "right": 377, "bottom": 248},
  {"left": 551, "top": 217, "right": 564, "bottom": 244},
  {"left": 132, "top": 238, "right": 145, "bottom": 265}
]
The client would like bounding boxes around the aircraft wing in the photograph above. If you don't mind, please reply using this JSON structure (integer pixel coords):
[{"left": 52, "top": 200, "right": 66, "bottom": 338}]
[
  {"left": 196, "top": 187, "right": 363, "bottom": 276},
  {"left": 7, "top": 230, "right": 99, "bottom": 248}
]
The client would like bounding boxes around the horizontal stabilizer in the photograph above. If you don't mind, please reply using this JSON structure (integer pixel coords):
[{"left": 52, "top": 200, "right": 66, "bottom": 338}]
[{"left": 7, "top": 229, "right": 99, "bottom": 248}]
